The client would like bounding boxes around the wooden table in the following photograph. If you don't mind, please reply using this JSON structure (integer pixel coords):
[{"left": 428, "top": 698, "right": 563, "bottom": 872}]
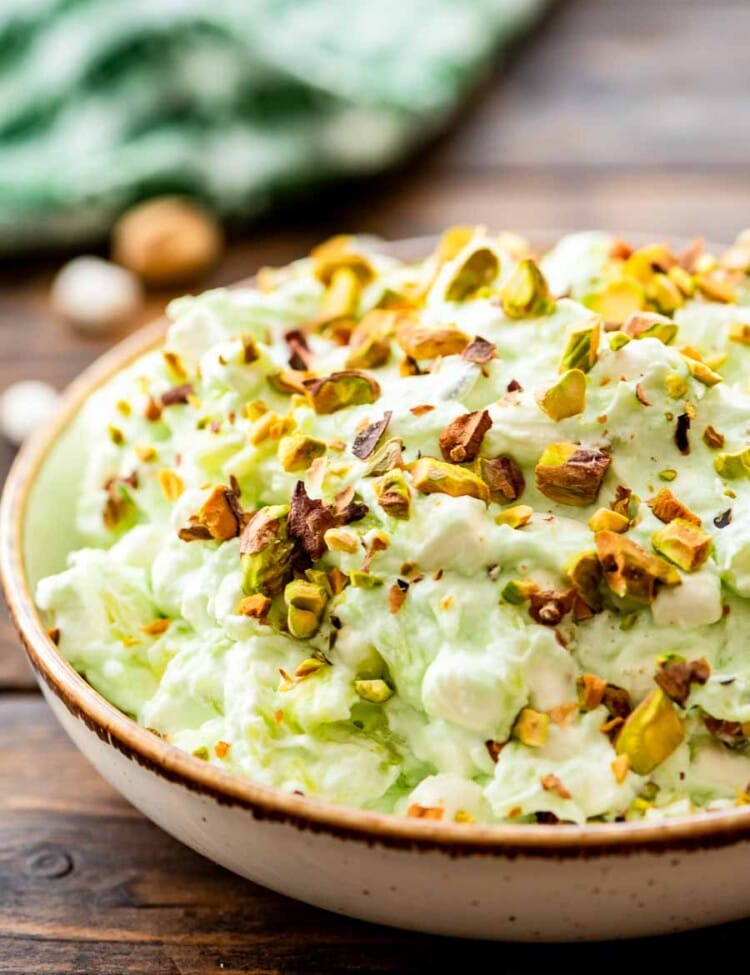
[{"left": 3, "top": 0, "right": 750, "bottom": 969}]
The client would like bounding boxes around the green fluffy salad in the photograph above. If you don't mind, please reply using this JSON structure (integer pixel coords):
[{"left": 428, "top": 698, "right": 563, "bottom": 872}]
[{"left": 37, "top": 227, "right": 750, "bottom": 825}]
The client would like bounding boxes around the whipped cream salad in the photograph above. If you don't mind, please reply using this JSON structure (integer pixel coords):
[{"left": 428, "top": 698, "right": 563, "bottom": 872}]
[{"left": 37, "top": 227, "right": 750, "bottom": 825}]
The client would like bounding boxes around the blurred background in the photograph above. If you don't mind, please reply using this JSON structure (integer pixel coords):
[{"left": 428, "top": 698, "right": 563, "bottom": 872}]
[{"left": 3, "top": 1, "right": 750, "bottom": 967}]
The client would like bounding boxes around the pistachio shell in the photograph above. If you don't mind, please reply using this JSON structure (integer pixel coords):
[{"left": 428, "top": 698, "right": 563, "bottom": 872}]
[
  {"left": 651, "top": 518, "right": 712, "bottom": 572},
  {"left": 500, "top": 259, "right": 554, "bottom": 319},
  {"left": 615, "top": 689, "right": 685, "bottom": 775},
  {"left": 535, "top": 369, "right": 586, "bottom": 421},
  {"left": 410, "top": 457, "right": 490, "bottom": 502},
  {"left": 558, "top": 316, "right": 601, "bottom": 373}
]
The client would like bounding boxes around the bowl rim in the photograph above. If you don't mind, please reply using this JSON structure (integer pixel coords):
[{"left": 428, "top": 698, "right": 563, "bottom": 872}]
[{"left": 5, "top": 230, "right": 750, "bottom": 858}]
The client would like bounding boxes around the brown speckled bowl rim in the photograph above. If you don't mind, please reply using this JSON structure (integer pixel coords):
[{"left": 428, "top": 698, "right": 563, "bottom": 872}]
[{"left": 4, "top": 232, "right": 750, "bottom": 858}]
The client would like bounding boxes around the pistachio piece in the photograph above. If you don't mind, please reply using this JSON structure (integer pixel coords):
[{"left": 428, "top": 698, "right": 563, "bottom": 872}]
[
  {"left": 578, "top": 673, "right": 607, "bottom": 710},
  {"left": 304, "top": 370, "right": 380, "bottom": 414},
  {"left": 665, "top": 373, "right": 688, "bottom": 398},
  {"left": 648, "top": 488, "right": 701, "bottom": 526},
  {"left": 445, "top": 246, "right": 500, "bottom": 302},
  {"left": 596, "top": 531, "right": 681, "bottom": 605},
  {"left": 513, "top": 708, "right": 549, "bottom": 748},
  {"left": 585, "top": 278, "right": 645, "bottom": 324},
  {"left": 316, "top": 266, "right": 361, "bottom": 324},
  {"left": 684, "top": 356, "right": 723, "bottom": 387},
  {"left": 655, "top": 657, "right": 710, "bottom": 707},
  {"left": 355, "top": 678, "right": 393, "bottom": 703},
  {"left": 278, "top": 434, "right": 326, "bottom": 473},
  {"left": 528, "top": 589, "right": 574, "bottom": 626},
  {"left": 410, "top": 457, "right": 490, "bottom": 503},
  {"left": 703, "top": 425, "right": 725, "bottom": 449},
  {"left": 478, "top": 455, "right": 525, "bottom": 503},
  {"left": 622, "top": 311, "right": 678, "bottom": 345},
  {"left": 729, "top": 323, "right": 750, "bottom": 345},
  {"left": 239, "top": 505, "right": 295, "bottom": 596},
  {"left": 494, "top": 504, "right": 533, "bottom": 528},
  {"left": 651, "top": 518, "right": 712, "bottom": 572},
  {"left": 192, "top": 483, "right": 243, "bottom": 540},
  {"left": 501, "top": 579, "right": 539, "bottom": 605},
  {"left": 647, "top": 273, "right": 684, "bottom": 314},
  {"left": 624, "top": 244, "right": 675, "bottom": 283},
  {"left": 310, "top": 235, "right": 375, "bottom": 287},
  {"left": 352, "top": 412, "right": 392, "bottom": 460},
  {"left": 588, "top": 508, "right": 629, "bottom": 533},
  {"left": 668, "top": 265, "right": 695, "bottom": 297},
  {"left": 438, "top": 409, "right": 492, "bottom": 463},
  {"left": 236, "top": 593, "right": 272, "bottom": 619},
  {"left": 345, "top": 309, "right": 396, "bottom": 370},
  {"left": 288, "top": 481, "right": 366, "bottom": 561},
  {"left": 462, "top": 335, "right": 497, "bottom": 364},
  {"left": 714, "top": 447, "right": 750, "bottom": 479},
  {"left": 284, "top": 579, "right": 328, "bottom": 639},
  {"left": 267, "top": 369, "right": 311, "bottom": 396},
  {"left": 615, "top": 689, "right": 685, "bottom": 775},
  {"left": 364, "top": 437, "right": 405, "bottom": 476},
  {"left": 436, "top": 225, "right": 477, "bottom": 263},
  {"left": 535, "top": 369, "right": 586, "bottom": 421},
  {"left": 609, "top": 332, "right": 631, "bottom": 351},
  {"left": 695, "top": 273, "right": 735, "bottom": 304},
  {"left": 558, "top": 316, "right": 601, "bottom": 373},
  {"left": 564, "top": 550, "right": 603, "bottom": 612},
  {"left": 500, "top": 259, "right": 553, "bottom": 319},
  {"left": 374, "top": 469, "right": 412, "bottom": 519},
  {"left": 395, "top": 319, "right": 470, "bottom": 359},
  {"left": 534, "top": 442, "right": 610, "bottom": 507}
]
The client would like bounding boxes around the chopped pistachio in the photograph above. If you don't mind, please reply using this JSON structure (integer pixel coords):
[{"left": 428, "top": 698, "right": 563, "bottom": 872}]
[
  {"left": 647, "top": 273, "right": 684, "bottom": 314},
  {"left": 665, "top": 373, "right": 688, "bottom": 398},
  {"left": 267, "top": 369, "right": 310, "bottom": 396},
  {"left": 501, "top": 579, "right": 539, "bottom": 605},
  {"left": 648, "top": 488, "right": 701, "bottom": 526},
  {"left": 578, "top": 673, "right": 607, "bottom": 710},
  {"left": 513, "top": 708, "right": 549, "bottom": 747},
  {"left": 714, "top": 447, "right": 750, "bottom": 479},
  {"left": 534, "top": 442, "right": 610, "bottom": 507},
  {"left": 499, "top": 259, "right": 553, "bottom": 318},
  {"left": 364, "top": 437, "right": 405, "bottom": 476},
  {"left": 558, "top": 316, "right": 600, "bottom": 373},
  {"left": 588, "top": 507, "right": 629, "bottom": 533},
  {"left": 157, "top": 468, "right": 183, "bottom": 502},
  {"left": 652, "top": 518, "right": 712, "bottom": 572},
  {"left": 596, "top": 530, "right": 681, "bottom": 605},
  {"left": 323, "top": 527, "right": 359, "bottom": 553},
  {"left": 284, "top": 579, "right": 328, "bottom": 639},
  {"left": 354, "top": 678, "right": 393, "bottom": 703},
  {"left": 563, "top": 550, "right": 603, "bottom": 612},
  {"left": 304, "top": 370, "right": 380, "bottom": 414},
  {"left": 494, "top": 504, "right": 534, "bottom": 529},
  {"left": 609, "top": 332, "right": 631, "bottom": 352},
  {"left": 239, "top": 505, "right": 295, "bottom": 596},
  {"left": 438, "top": 409, "right": 492, "bottom": 463},
  {"left": 615, "top": 688, "right": 685, "bottom": 775},
  {"left": 374, "top": 469, "right": 412, "bottom": 519},
  {"left": 346, "top": 331, "right": 391, "bottom": 370},
  {"left": 729, "top": 322, "right": 750, "bottom": 345},
  {"left": 684, "top": 356, "right": 723, "bottom": 387},
  {"left": 658, "top": 469, "right": 677, "bottom": 482},
  {"left": 395, "top": 319, "right": 470, "bottom": 359},
  {"left": 695, "top": 273, "right": 735, "bottom": 304},
  {"left": 445, "top": 246, "right": 500, "bottom": 302},
  {"left": 278, "top": 433, "right": 326, "bottom": 472},
  {"left": 586, "top": 277, "right": 645, "bottom": 324},
  {"left": 477, "top": 456, "right": 525, "bottom": 503},
  {"left": 236, "top": 593, "right": 272, "bottom": 619},
  {"left": 410, "top": 456, "right": 490, "bottom": 503},
  {"left": 623, "top": 311, "right": 678, "bottom": 345},
  {"left": 348, "top": 570, "right": 383, "bottom": 589},
  {"left": 436, "top": 225, "right": 477, "bottom": 263},
  {"left": 316, "top": 266, "right": 361, "bottom": 324},
  {"left": 535, "top": 369, "right": 587, "bottom": 421},
  {"left": 703, "top": 425, "right": 725, "bottom": 449},
  {"left": 667, "top": 265, "right": 695, "bottom": 297},
  {"left": 194, "top": 484, "right": 242, "bottom": 540}
]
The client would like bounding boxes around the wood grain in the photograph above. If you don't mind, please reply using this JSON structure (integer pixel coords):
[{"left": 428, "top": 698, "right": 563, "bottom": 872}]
[{"left": 3, "top": 0, "right": 750, "bottom": 967}]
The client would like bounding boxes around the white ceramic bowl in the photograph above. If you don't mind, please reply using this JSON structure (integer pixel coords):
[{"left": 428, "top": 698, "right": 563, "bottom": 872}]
[{"left": 3, "top": 236, "right": 750, "bottom": 941}]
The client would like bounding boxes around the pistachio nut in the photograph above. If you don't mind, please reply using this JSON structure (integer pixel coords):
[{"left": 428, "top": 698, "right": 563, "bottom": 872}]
[
  {"left": 651, "top": 518, "right": 712, "bottom": 572},
  {"left": 239, "top": 504, "right": 295, "bottom": 596},
  {"left": 535, "top": 369, "right": 586, "bottom": 421},
  {"left": 278, "top": 434, "right": 326, "bottom": 472},
  {"left": 615, "top": 688, "right": 685, "bottom": 775},
  {"left": 374, "top": 469, "right": 412, "bottom": 519},
  {"left": 534, "top": 442, "right": 610, "bottom": 506},
  {"left": 284, "top": 579, "right": 328, "bottom": 639},
  {"left": 513, "top": 708, "right": 549, "bottom": 747},
  {"left": 304, "top": 370, "right": 381, "bottom": 414},
  {"left": 444, "top": 246, "right": 500, "bottom": 302},
  {"left": 596, "top": 530, "right": 681, "bottom": 605},
  {"left": 558, "top": 316, "right": 601, "bottom": 373},
  {"left": 410, "top": 456, "right": 490, "bottom": 502}
]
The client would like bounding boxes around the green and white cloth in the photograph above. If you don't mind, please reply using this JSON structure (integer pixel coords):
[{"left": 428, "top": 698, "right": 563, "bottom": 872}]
[{"left": 0, "top": 0, "right": 545, "bottom": 252}]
